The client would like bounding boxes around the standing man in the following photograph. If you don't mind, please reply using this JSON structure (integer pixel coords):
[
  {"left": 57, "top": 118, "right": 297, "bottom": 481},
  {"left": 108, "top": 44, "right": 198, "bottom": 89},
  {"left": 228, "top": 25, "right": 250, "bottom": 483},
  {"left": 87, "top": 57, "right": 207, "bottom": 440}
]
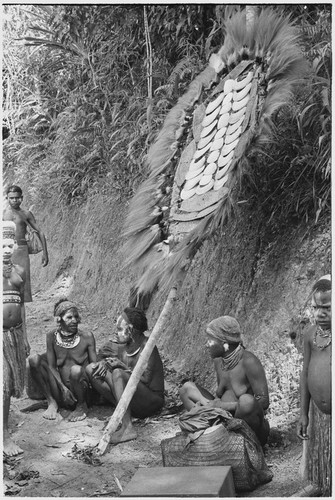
[
  {"left": 87, "top": 307, "right": 165, "bottom": 444},
  {"left": 3, "top": 221, "right": 29, "bottom": 456},
  {"left": 3, "top": 184, "right": 49, "bottom": 304},
  {"left": 28, "top": 298, "right": 97, "bottom": 421},
  {"left": 297, "top": 275, "right": 331, "bottom": 438},
  {"left": 179, "top": 316, "right": 270, "bottom": 446}
]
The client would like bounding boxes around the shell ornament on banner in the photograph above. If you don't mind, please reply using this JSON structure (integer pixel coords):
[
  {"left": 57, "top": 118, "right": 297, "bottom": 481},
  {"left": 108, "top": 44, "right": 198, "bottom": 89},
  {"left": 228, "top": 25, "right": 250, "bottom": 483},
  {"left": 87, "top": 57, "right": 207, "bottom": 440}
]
[{"left": 123, "top": 9, "right": 308, "bottom": 295}]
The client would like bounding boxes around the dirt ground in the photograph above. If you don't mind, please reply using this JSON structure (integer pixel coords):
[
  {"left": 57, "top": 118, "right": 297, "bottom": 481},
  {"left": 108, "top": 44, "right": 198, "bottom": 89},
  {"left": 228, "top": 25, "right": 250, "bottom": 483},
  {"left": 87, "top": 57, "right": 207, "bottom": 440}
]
[{"left": 3, "top": 276, "right": 310, "bottom": 498}]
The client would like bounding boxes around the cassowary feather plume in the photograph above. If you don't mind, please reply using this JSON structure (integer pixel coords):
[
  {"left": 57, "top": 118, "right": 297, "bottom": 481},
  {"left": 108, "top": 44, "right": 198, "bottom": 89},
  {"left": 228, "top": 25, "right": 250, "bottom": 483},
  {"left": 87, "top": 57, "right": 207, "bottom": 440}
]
[{"left": 123, "top": 9, "right": 308, "bottom": 295}]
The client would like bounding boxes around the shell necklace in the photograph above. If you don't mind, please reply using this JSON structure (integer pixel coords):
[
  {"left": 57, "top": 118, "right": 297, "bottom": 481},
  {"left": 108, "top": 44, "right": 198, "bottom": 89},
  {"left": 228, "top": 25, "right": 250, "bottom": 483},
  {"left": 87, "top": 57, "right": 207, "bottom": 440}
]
[
  {"left": 55, "top": 329, "right": 80, "bottom": 349},
  {"left": 313, "top": 326, "right": 331, "bottom": 350}
]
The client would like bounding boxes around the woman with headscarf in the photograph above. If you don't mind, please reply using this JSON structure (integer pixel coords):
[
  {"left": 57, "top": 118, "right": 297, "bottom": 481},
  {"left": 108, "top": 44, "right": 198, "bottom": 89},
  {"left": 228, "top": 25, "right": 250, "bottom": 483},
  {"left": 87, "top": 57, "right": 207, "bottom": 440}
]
[
  {"left": 179, "top": 315, "right": 270, "bottom": 446},
  {"left": 87, "top": 307, "right": 164, "bottom": 444}
]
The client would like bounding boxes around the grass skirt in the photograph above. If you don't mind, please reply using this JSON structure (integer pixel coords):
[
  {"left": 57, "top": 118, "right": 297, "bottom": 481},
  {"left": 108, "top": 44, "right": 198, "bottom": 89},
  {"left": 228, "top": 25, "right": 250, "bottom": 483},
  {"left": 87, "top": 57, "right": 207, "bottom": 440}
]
[{"left": 3, "top": 325, "right": 26, "bottom": 398}]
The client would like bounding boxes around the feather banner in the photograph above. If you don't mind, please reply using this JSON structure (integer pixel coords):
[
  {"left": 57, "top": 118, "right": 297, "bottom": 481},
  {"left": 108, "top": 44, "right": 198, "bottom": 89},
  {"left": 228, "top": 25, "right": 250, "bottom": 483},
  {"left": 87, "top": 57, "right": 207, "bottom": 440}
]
[{"left": 123, "top": 8, "right": 308, "bottom": 295}]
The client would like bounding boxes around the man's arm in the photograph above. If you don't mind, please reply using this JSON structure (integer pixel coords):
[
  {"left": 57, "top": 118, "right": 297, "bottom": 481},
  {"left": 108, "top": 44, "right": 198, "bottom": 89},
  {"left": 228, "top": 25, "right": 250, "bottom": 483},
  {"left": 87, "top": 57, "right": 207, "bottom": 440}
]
[
  {"left": 244, "top": 353, "right": 270, "bottom": 411},
  {"left": 26, "top": 211, "right": 49, "bottom": 266},
  {"left": 297, "top": 326, "right": 312, "bottom": 439}
]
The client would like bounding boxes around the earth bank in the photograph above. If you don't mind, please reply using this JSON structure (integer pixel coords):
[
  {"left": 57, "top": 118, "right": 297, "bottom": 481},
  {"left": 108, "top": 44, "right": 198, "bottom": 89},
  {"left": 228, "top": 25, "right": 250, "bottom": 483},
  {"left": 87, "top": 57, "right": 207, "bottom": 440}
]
[{"left": 4, "top": 190, "right": 330, "bottom": 497}]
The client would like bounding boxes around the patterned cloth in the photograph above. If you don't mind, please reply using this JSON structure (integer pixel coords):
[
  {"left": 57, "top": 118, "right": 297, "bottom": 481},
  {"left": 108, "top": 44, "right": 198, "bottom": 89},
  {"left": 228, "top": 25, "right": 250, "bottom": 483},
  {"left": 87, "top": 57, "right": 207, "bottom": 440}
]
[
  {"left": 12, "top": 244, "right": 32, "bottom": 302},
  {"left": 3, "top": 324, "right": 26, "bottom": 398}
]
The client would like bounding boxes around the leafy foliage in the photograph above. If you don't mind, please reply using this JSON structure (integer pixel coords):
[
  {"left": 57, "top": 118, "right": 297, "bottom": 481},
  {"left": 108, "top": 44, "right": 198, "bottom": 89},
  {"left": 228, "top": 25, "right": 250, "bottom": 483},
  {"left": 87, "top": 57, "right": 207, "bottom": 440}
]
[
  {"left": 258, "top": 335, "right": 303, "bottom": 428},
  {"left": 243, "top": 5, "right": 331, "bottom": 227}
]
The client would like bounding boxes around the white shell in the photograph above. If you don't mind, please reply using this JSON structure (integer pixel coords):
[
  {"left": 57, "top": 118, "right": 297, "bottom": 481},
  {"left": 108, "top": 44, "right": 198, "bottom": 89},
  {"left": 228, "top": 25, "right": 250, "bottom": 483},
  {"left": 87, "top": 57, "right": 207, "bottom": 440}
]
[
  {"left": 221, "top": 138, "right": 239, "bottom": 156},
  {"left": 218, "top": 113, "right": 230, "bottom": 129},
  {"left": 180, "top": 186, "right": 197, "bottom": 200},
  {"left": 210, "top": 137, "right": 224, "bottom": 151},
  {"left": 197, "top": 128, "right": 217, "bottom": 150},
  {"left": 185, "top": 164, "right": 205, "bottom": 180},
  {"left": 235, "top": 71, "right": 253, "bottom": 91},
  {"left": 232, "top": 94, "right": 249, "bottom": 112},
  {"left": 183, "top": 175, "right": 201, "bottom": 190},
  {"left": 218, "top": 150, "right": 234, "bottom": 168},
  {"left": 207, "top": 149, "right": 220, "bottom": 164},
  {"left": 229, "top": 109, "right": 246, "bottom": 124},
  {"left": 199, "top": 174, "right": 213, "bottom": 186},
  {"left": 219, "top": 101, "right": 232, "bottom": 115},
  {"left": 233, "top": 81, "right": 252, "bottom": 102},
  {"left": 195, "top": 179, "right": 214, "bottom": 195},
  {"left": 200, "top": 120, "right": 218, "bottom": 138},
  {"left": 205, "top": 92, "right": 225, "bottom": 115},
  {"left": 189, "top": 156, "right": 206, "bottom": 173},
  {"left": 214, "top": 127, "right": 227, "bottom": 140},
  {"left": 193, "top": 141, "right": 212, "bottom": 160},
  {"left": 225, "top": 126, "right": 241, "bottom": 145},
  {"left": 203, "top": 162, "right": 217, "bottom": 175},
  {"left": 221, "top": 91, "right": 233, "bottom": 106},
  {"left": 226, "top": 116, "right": 244, "bottom": 135},
  {"left": 201, "top": 107, "right": 220, "bottom": 127},
  {"left": 216, "top": 160, "right": 233, "bottom": 179},
  {"left": 214, "top": 175, "right": 229, "bottom": 190},
  {"left": 223, "top": 79, "right": 235, "bottom": 94}
]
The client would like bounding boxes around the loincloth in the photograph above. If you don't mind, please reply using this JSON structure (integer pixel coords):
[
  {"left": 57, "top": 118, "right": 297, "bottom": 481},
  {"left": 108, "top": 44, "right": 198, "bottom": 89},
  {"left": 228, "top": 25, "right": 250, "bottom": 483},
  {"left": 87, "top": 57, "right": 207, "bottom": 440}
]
[
  {"left": 3, "top": 324, "right": 26, "bottom": 398},
  {"left": 12, "top": 244, "right": 32, "bottom": 302}
]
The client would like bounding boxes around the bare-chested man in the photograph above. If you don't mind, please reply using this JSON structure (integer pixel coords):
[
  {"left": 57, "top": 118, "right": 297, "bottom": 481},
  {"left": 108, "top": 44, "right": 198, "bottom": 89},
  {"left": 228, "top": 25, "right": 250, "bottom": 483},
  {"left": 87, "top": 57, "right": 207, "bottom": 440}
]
[
  {"left": 3, "top": 221, "right": 30, "bottom": 456},
  {"left": 3, "top": 184, "right": 49, "bottom": 304},
  {"left": 297, "top": 275, "right": 331, "bottom": 439},
  {"left": 28, "top": 298, "right": 97, "bottom": 421},
  {"left": 87, "top": 307, "right": 164, "bottom": 444},
  {"left": 180, "top": 316, "right": 270, "bottom": 446}
]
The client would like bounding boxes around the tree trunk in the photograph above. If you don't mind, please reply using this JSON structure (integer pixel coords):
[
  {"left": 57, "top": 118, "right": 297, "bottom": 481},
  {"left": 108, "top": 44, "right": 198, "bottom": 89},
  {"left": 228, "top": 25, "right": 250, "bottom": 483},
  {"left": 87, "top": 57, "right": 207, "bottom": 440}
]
[{"left": 305, "top": 401, "right": 331, "bottom": 496}]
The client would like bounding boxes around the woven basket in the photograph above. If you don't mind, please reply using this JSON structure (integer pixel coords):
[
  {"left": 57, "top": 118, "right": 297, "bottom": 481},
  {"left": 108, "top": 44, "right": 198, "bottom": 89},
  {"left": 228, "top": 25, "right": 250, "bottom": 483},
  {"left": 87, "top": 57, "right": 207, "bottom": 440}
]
[{"left": 161, "top": 422, "right": 273, "bottom": 492}]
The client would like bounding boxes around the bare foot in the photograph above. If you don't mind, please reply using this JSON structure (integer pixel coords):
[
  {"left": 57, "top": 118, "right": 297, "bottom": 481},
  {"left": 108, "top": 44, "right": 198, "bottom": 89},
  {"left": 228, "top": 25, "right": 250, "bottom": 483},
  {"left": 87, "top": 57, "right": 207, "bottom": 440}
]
[
  {"left": 43, "top": 401, "right": 58, "bottom": 420},
  {"left": 68, "top": 404, "right": 87, "bottom": 422},
  {"left": 4, "top": 435, "right": 24, "bottom": 457},
  {"left": 110, "top": 426, "right": 137, "bottom": 444}
]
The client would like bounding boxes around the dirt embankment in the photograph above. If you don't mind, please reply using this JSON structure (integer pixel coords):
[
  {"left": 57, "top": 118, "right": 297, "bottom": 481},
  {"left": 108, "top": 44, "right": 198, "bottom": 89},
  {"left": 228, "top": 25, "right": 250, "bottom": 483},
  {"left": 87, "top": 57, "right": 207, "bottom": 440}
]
[{"left": 13, "top": 190, "right": 328, "bottom": 498}]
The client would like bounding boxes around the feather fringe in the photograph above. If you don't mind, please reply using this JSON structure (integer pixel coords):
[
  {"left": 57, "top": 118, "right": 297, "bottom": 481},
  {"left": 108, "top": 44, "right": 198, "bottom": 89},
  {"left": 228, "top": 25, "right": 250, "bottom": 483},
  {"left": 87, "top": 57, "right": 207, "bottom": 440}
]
[{"left": 124, "top": 7, "right": 308, "bottom": 294}]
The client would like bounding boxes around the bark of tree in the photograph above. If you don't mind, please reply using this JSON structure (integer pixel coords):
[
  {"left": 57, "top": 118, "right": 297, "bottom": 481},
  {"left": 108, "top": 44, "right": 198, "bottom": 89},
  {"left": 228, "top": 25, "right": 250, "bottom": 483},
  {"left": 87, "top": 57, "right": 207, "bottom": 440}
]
[{"left": 305, "top": 401, "right": 331, "bottom": 496}]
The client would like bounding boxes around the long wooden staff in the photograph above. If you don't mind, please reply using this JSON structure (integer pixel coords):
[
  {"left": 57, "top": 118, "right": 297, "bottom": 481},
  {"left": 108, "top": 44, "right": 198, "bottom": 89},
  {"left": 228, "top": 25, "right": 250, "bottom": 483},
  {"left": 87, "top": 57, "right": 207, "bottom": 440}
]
[{"left": 96, "top": 285, "right": 178, "bottom": 455}]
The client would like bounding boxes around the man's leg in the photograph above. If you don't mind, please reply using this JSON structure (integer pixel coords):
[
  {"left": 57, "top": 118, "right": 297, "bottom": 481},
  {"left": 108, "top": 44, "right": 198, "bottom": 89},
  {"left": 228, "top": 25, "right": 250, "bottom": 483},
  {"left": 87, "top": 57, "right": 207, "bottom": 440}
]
[
  {"left": 4, "top": 393, "right": 24, "bottom": 457},
  {"left": 235, "top": 394, "right": 269, "bottom": 446},
  {"left": 28, "top": 353, "right": 62, "bottom": 420},
  {"left": 179, "top": 381, "right": 215, "bottom": 410}
]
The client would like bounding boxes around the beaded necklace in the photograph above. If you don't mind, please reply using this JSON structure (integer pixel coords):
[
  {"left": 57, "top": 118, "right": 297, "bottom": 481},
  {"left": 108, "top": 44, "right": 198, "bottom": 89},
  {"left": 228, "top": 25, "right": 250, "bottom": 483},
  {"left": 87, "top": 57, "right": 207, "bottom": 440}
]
[
  {"left": 312, "top": 325, "right": 331, "bottom": 350},
  {"left": 55, "top": 329, "right": 80, "bottom": 349},
  {"left": 221, "top": 344, "right": 244, "bottom": 371}
]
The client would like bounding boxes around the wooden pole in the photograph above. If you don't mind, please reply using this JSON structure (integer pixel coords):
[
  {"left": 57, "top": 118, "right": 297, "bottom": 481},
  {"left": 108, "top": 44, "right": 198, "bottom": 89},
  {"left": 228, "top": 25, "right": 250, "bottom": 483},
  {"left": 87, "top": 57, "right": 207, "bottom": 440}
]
[{"left": 96, "top": 285, "right": 178, "bottom": 455}]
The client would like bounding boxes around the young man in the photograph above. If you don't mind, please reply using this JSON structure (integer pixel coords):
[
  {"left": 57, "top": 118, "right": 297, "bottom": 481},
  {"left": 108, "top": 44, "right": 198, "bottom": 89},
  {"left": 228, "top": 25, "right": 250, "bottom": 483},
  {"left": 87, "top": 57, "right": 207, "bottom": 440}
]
[
  {"left": 179, "top": 315, "right": 270, "bottom": 446},
  {"left": 28, "top": 298, "right": 97, "bottom": 421},
  {"left": 3, "top": 185, "right": 49, "bottom": 303},
  {"left": 297, "top": 275, "right": 331, "bottom": 439},
  {"left": 3, "top": 221, "right": 29, "bottom": 456},
  {"left": 87, "top": 307, "right": 164, "bottom": 444}
]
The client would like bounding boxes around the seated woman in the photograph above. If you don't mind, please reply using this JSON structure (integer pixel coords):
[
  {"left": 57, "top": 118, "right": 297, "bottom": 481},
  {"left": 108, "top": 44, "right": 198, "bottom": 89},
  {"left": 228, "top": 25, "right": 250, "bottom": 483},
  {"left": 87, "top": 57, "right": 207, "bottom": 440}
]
[
  {"left": 179, "top": 316, "right": 270, "bottom": 446},
  {"left": 87, "top": 307, "right": 164, "bottom": 444}
]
